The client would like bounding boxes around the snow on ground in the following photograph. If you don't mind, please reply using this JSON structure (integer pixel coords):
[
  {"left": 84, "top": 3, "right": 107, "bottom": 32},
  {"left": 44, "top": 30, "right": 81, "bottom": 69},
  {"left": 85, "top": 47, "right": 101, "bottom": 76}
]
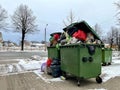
[
  {"left": 18, "top": 56, "right": 47, "bottom": 71},
  {"left": 101, "top": 59, "right": 120, "bottom": 82},
  {"left": 18, "top": 59, "right": 44, "bottom": 71},
  {"left": 0, "top": 56, "right": 47, "bottom": 74},
  {"left": 31, "top": 52, "right": 120, "bottom": 83},
  {"left": 18, "top": 56, "right": 63, "bottom": 82},
  {"left": 0, "top": 55, "right": 63, "bottom": 82},
  {"left": 0, "top": 51, "right": 120, "bottom": 83},
  {"left": 101, "top": 51, "right": 120, "bottom": 82},
  {"left": 34, "top": 70, "right": 63, "bottom": 83}
]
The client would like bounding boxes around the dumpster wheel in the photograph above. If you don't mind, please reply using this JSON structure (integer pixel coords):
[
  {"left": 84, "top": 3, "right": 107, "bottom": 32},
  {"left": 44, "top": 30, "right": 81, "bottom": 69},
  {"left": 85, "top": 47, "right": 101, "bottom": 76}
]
[
  {"left": 102, "top": 62, "right": 106, "bottom": 66},
  {"left": 77, "top": 80, "right": 80, "bottom": 86},
  {"left": 108, "top": 62, "right": 111, "bottom": 65},
  {"left": 96, "top": 76, "right": 102, "bottom": 83}
]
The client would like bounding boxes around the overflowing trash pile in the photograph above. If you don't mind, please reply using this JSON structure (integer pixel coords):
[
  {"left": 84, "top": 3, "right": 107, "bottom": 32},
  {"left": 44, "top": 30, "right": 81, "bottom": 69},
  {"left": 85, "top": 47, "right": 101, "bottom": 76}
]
[
  {"left": 49, "top": 21, "right": 102, "bottom": 48},
  {"left": 46, "top": 21, "right": 104, "bottom": 79}
]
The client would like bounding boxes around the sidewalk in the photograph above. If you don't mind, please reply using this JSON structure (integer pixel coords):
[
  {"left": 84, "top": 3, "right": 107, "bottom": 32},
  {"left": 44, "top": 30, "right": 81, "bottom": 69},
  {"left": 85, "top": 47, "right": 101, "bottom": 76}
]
[{"left": 0, "top": 72, "right": 120, "bottom": 90}]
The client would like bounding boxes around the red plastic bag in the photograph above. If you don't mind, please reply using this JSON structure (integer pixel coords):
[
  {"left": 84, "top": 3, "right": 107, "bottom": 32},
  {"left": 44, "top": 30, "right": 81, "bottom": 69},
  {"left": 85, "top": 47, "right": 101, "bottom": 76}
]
[
  {"left": 46, "top": 58, "right": 52, "bottom": 67},
  {"left": 72, "top": 30, "right": 87, "bottom": 41},
  {"left": 53, "top": 34, "right": 60, "bottom": 41}
]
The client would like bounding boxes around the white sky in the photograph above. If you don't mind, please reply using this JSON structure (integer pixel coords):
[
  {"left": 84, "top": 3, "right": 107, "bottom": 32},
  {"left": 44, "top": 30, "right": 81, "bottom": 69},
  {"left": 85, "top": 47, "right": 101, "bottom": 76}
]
[{"left": 0, "top": 0, "right": 118, "bottom": 43}]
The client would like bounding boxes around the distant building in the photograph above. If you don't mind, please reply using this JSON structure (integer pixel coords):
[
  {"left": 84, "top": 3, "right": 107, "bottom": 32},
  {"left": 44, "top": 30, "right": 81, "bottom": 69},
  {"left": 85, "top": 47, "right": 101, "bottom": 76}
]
[
  {"left": 3, "top": 41, "right": 17, "bottom": 47},
  {"left": 24, "top": 40, "right": 31, "bottom": 47}
]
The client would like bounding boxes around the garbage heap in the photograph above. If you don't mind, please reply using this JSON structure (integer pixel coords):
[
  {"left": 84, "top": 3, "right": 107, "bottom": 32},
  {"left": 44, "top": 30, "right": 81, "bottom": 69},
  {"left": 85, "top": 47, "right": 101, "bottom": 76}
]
[
  {"left": 47, "top": 21, "right": 103, "bottom": 78},
  {"left": 49, "top": 21, "right": 102, "bottom": 47}
]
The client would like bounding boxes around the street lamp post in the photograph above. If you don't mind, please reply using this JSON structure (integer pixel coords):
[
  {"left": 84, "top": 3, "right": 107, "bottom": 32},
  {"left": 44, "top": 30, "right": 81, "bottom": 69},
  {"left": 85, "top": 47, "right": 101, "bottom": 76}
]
[{"left": 45, "top": 24, "right": 48, "bottom": 51}]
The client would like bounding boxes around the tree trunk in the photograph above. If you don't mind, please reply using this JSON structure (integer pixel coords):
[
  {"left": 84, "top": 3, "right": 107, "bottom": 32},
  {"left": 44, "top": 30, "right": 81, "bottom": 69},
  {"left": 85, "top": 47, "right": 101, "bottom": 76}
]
[
  {"left": 118, "top": 37, "right": 120, "bottom": 51},
  {"left": 110, "top": 38, "right": 113, "bottom": 49},
  {"left": 118, "top": 45, "right": 120, "bottom": 51},
  {"left": 21, "top": 30, "right": 25, "bottom": 51}
]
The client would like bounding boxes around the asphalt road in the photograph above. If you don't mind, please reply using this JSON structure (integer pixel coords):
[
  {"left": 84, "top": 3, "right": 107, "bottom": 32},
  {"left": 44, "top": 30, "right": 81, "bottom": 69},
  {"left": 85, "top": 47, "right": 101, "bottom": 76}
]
[{"left": 0, "top": 51, "right": 47, "bottom": 60}]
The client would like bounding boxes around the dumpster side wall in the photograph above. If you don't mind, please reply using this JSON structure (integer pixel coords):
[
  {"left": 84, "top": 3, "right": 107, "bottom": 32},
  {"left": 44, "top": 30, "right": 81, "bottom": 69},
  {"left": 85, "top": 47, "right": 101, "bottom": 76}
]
[
  {"left": 60, "top": 46, "right": 79, "bottom": 77},
  {"left": 47, "top": 47, "right": 60, "bottom": 59},
  {"left": 102, "top": 48, "right": 112, "bottom": 64},
  {"left": 60, "top": 44, "right": 102, "bottom": 79},
  {"left": 80, "top": 45, "right": 102, "bottom": 78}
]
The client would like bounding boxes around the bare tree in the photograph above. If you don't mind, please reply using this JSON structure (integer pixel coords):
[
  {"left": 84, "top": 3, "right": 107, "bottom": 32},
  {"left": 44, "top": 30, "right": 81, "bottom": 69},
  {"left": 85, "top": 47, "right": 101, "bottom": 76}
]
[
  {"left": 106, "top": 27, "right": 120, "bottom": 49},
  {"left": 12, "top": 4, "right": 37, "bottom": 51},
  {"left": 114, "top": 1, "right": 120, "bottom": 50},
  {"left": 108, "top": 27, "right": 115, "bottom": 48},
  {"left": 63, "top": 10, "right": 79, "bottom": 26},
  {"left": 0, "top": 5, "right": 7, "bottom": 30},
  {"left": 94, "top": 23, "right": 103, "bottom": 37},
  {"left": 115, "top": 1, "right": 120, "bottom": 22},
  {"left": 113, "top": 27, "right": 120, "bottom": 50}
]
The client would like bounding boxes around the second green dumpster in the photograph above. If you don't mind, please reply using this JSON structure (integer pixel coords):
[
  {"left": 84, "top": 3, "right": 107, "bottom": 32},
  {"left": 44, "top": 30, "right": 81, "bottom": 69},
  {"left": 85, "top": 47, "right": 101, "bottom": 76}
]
[{"left": 102, "top": 48, "right": 112, "bottom": 66}]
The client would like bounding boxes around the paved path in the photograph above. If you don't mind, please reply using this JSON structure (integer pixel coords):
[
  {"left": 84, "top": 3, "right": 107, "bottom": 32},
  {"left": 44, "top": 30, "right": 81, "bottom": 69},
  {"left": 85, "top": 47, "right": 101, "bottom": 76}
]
[{"left": 0, "top": 72, "right": 120, "bottom": 90}]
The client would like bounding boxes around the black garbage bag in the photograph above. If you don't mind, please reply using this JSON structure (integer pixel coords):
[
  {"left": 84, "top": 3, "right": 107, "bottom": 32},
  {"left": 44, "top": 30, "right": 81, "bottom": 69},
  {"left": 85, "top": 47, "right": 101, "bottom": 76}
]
[
  {"left": 50, "top": 65, "right": 61, "bottom": 78},
  {"left": 87, "top": 45, "right": 96, "bottom": 55},
  {"left": 67, "top": 27, "right": 78, "bottom": 36},
  {"left": 51, "top": 58, "right": 60, "bottom": 65}
]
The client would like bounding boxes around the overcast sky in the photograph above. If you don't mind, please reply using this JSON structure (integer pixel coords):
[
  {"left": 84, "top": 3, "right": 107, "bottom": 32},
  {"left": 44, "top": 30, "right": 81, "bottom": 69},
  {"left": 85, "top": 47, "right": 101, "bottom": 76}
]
[{"left": 0, "top": 0, "right": 118, "bottom": 43}]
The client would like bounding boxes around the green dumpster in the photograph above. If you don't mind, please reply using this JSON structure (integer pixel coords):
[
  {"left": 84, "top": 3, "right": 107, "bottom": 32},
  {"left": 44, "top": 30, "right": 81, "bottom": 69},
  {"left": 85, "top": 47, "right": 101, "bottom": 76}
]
[
  {"left": 60, "top": 21, "right": 103, "bottom": 86},
  {"left": 48, "top": 32, "right": 62, "bottom": 59},
  {"left": 60, "top": 44, "right": 102, "bottom": 85},
  {"left": 47, "top": 46, "right": 60, "bottom": 59},
  {"left": 47, "top": 32, "right": 61, "bottom": 75},
  {"left": 102, "top": 48, "right": 112, "bottom": 66}
]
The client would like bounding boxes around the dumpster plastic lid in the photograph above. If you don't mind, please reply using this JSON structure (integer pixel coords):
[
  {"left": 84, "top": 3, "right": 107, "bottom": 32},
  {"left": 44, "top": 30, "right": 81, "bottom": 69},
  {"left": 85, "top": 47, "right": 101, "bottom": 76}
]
[
  {"left": 63, "top": 21, "right": 103, "bottom": 43},
  {"left": 50, "top": 32, "right": 62, "bottom": 36}
]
